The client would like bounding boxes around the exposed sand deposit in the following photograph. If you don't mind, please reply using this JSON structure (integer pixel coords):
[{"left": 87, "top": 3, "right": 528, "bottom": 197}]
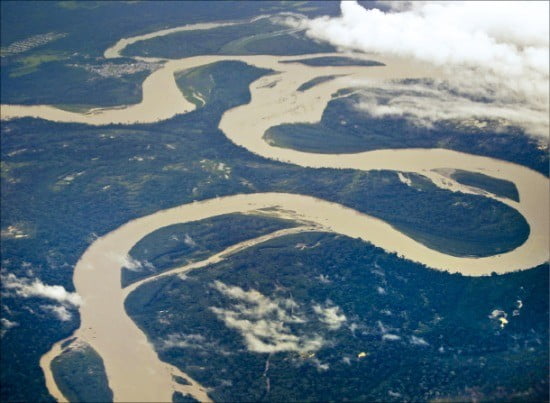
[
  {"left": 2, "top": 18, "right": 547, "bottom": 403},
  {"left": 3, "top": 51, "right": 547, "bottom": 273},
  {"left": 103, "top": 21, "right": 245, "bottom": 59},
  {"left": 0, "top": 53, "right": 427, "bottom": 125},
  {"left": 40, "top": 186, "right": 548, "bottom": 402}
]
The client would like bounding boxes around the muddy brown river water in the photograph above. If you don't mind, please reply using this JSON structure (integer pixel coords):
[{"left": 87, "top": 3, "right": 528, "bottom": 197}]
[{"left": 2, "top": 19, "right": 548, "bottom": 403}]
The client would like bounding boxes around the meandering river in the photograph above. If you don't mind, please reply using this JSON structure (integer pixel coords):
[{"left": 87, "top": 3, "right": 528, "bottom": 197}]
[{"left": 1, "top": 18, "right": 548, "bottom": 403}]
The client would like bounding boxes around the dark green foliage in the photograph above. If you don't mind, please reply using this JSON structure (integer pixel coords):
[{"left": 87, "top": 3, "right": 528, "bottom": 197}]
[
  {"left": 126, "top": 232, "right": 549, "bottom": 402},
  {"left": 451, "top": 170, "right": 520, "bottom": 202},
  {"left": 2, "top": 2, "right": 543, "bottom": 402},
  {"left": 265, "top": 95, "right": 549, "bottom": 175},
  {"left": 256, "top": 168, "right": 529, "bottom": 258},
  {"left": 357, "top": 173, "right": 529, "bottom": 257},
  {"left": 234, "top": 31, "right": 335, "bottom": 56},
  {"left": 0, "top": 301, "right": 75, "bottom": 403},
  {"left": 123, "top": 19, "right": 335, "bottom": 59},
  {"left": 175, "top": 61, "right": 273, "bottom": 110},
  {"left": 123, "top": 213, "right": 297, "bottom": 287},
  {"left": 1, "top": 2, "right": 339, "bottom": 57},
  {"left": 173, "top": 391, "right": 200, "bottom": 402},
  {"left": 0, "top": 57, "right": 539, "bottom": 402},
  {"left": 1, "top": 57, "right": 152, "bottom": 107},
  {"left": 281, "top": 56, "right": 385, "bottom": 67},
  {"left": 173, "top": 375, "right": 191, "bottom": 386},
  {"left": 296, "top": 75, "right": 341, "bottom": 92},
  {"left": 0, "top": 1, "right": 338, "bottom": 108},
  {"left": 51, "top": 342, "right": 112, "bottom": 403},
  {"left": 60, "top": 337, "right": 76, "bottom": 349},
  {"left": 0, "top": 60, "right": 275, "bottom": 403}
]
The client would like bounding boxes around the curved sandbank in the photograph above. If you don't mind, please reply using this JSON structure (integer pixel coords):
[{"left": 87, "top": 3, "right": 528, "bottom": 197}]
[
  {"left": 45, "top": 186, "right": 549, "bottom": 402},
  {"left": 2, "top": 52, "right": 547, "bottom": 273},
  {"left": 2, "top": 18, "right": 547, "bottom": 403},
  {"left": 122, "top": 225, "right": 321, "bottom": 298},
  {"left": 0, "top": 52, "right": 411, "bottom": 125},
  {"left": 103, "top": 20, "right": 245, "bottom": 59},
  {"left": 41, "top": 189, "right": 549, "bottom": 402},
  {"left": 52, "top": 188, "right": 549, "bottom": 402}
]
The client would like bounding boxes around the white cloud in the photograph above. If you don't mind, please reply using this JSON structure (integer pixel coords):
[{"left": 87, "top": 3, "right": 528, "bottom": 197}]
[
  {"left": 0, "top": 317, "right": 18, "bottom": 337},
  {"left": 348, "top": 322, "right": 360, "bottom": 335},
  {"left": 110, "top": 253, "right": 155, "bottom": 272},
  {"left": 0, "top": 318, "right": 18, "bottom": 329},
  {"left": 209, "top": 281, "right": 324, "bottom": 354},
  {"left": 160, "top": 332, "right": 234, "bottom": 356},
  {"left": 2, "top": 273, "right": 82, "bottom": 306},
  {"left": 352, "top": 78, "right": 549, "bottom": 137},
  {"left": 410, "top": 335, "right": 430, "bottom": 346},
  {"left": 40, "top": 304, "right": 73, "bottom": 321},
  {"left": 291, "top": 1, "right": 549, "bottom": 138},
  {"left": 488, "top": 308, "right": 509, "bottom": 328},
  {"left": 183, "top": 234, "right": 197, "bottom": 248},
  {"left": 489, "top": 309, "right": 507, "bottom": 319},
  {"left": 300, "top": 1, "right": 548, "bottom": 74},
  {"left": 212, "top": 281, "right": 301, "bottom": 320},
  {"left": 310, "top": 357, "right": 330, "bottom": 371},
  {"left": 377, "top": 320, "right": 389, "bottom": 334},
  {"left": 162, "top": 333, "right": 207, "bottom": 349},
  {"left": 382, "top": 333, "right": 401, "bottom": 341},
  {"left": 312, "top": 303, "right": 347, "bottom": 330},
  {"left": 317, "top": 274, "right": 331, "bottom": 284}
]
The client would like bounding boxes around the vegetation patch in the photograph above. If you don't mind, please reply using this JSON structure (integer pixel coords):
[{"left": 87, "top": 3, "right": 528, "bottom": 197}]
[
  {"left": 264, "top": 94, "right": 549, "bottom": 175},
  {"left": 51, "top": 341, "right": 112, "bottom": 403},
  {"left": 123, "top": 213, "right": 298, "bottom": 287},
  {"left": 123, "top": 19, "right": 335, "bottom": 59},
  {"left": 173, "top": 391, "right": 200, "bottom": 402},
  {"left": 450, "top": 170, "right": 520, "bottom": 202},
  {"left": 297, "top": 75, "right": 342, "bottom": 92},
  {"left": 175, "top": 61, "right": 273, "bottom": 110},
  {"left": 281, "top": 56, "right": 385, "bottom": 67},
  {"left": 126, "top": 232, "right": 549, "bottom": 402},
  {"left": 1, "top": 58, "right": 152, "bottom": 107},
  {"left": 0, "top": 58, "right": 536, "bottom": 401}
]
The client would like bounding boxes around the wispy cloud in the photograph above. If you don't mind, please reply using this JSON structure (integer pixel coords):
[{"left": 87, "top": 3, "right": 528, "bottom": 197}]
[
  {"left": 0, "top": 317, "right": 18, "bottom": 337},
  {"left": 109, "top": 253, "right": 155, "bottom": 272},
  {"left": 317, "top": 274, "right": 331, "bottom": 284},
  {"left": 159, "top": 332, "right": 234, "bottom": 357},
  {"left": 289, "top": 1, "right": 549, "bottom": 138},
  {"left": 164, "top": 333, "right": 206, "bottom": 348},
  {"left": 209, "top": 281, "right": 325, "bottom": 354},
  {"left": 183, "top": 234, "right": 197, "bottom": 248},
  {"left": 0, "top": 318, "right": 18, "bottom": 329},
  {"left": 0, "top": 318, "right": 19, "bottom": 329},
  {"left": 2, "top": 273, "right": 82, "bottom": 306},
  {"left": 410, "top": 335, "right": 430, "bottom": 346},
  {"left": 40, "top": 304, "right": 73, "bottom": 321},
  {"left": 352, "top": 78, "right": 549, "bottom": 137},
  {"left": 299, "top": 1, "right": 548, "bottom": 75},
  {"left": 312, "top": 303, "right": 347, "bottom": 330},
  {"left": 310, "top": 357, "right": 330, "bottom": 371},
  {"left": 162, "top": 333, "right": 206, "bottom": 349}
]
